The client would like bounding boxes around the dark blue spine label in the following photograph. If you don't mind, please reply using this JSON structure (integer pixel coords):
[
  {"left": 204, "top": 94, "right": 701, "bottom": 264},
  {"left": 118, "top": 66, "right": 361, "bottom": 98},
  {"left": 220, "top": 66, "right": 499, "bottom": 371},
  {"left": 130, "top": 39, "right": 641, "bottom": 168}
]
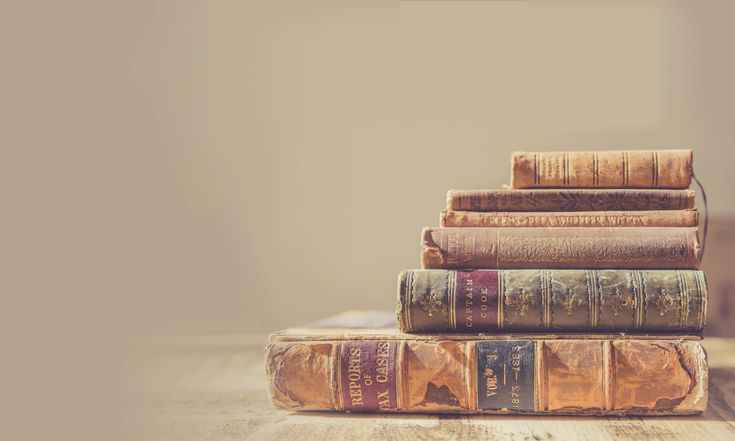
[{"left": 476, "top": 340, "right": 535, "bottom": 411}]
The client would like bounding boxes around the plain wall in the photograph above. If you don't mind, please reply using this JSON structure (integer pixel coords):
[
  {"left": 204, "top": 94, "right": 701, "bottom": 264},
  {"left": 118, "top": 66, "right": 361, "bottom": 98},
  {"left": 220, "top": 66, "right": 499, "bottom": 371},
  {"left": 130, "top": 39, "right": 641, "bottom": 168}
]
[{"left": 5, "top": 1, "right": 735, "bottom": 336}]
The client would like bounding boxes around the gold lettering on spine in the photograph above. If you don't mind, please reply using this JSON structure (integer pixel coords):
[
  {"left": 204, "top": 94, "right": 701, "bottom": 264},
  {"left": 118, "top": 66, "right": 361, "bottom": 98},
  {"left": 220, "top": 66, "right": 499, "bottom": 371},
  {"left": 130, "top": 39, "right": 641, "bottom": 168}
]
[
  {"left": 510, "top": 345, "right": 524, "bottom": 409},
  {"left": 375, "top": 342, "right": 390, "bottom": 384},
  {"left": 374, "top": 342, "right": 392, "bottom": 411},
  {"left": 446, "top": 232, "right": 459, "bottom": 265},
  {"left": 467, "top": 213, "right": 657, "bottom": 227},
  {"left": 484, "top": 356, "right": 498, "bottom": 398},
  {"left": 347, "top": 347, "right": 364, "bottom": 407}
]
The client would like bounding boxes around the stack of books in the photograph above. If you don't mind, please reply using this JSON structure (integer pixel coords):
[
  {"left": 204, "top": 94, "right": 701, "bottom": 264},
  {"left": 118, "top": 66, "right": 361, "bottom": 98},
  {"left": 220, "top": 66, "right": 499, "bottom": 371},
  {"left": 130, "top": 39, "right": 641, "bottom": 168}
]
[{"left": 266, "top": 149, "right": 708, "bottom": 416}]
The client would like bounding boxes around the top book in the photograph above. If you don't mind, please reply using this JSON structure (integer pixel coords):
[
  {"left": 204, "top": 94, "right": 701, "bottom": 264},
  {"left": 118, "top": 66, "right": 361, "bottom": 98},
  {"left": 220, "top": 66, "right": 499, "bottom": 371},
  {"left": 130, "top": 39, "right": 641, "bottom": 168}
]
[{"left": 511, "top": 150, "right": 692, "bottom": 189}]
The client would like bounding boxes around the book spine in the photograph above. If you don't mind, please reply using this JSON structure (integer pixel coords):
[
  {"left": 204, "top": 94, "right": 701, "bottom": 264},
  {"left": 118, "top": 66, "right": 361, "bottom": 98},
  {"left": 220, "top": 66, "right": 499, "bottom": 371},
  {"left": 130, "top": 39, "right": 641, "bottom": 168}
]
[
  {"left": 397, "top": 270, "right": 707, "bottom": 333},
  {"left": 266, "top": 338, "right": 707, "bottom": 415},
  {"left": 420, "top": 227, "right": 700, "bottom": 270},
  {"left": 440, "top": 210, "right": 698, "bottom": 228},
  {"left": 447, "top": 189, "right": 695, "bottom": 212},
  {"left": 510, "top": 150, "right": 693, "bottom": 189}
]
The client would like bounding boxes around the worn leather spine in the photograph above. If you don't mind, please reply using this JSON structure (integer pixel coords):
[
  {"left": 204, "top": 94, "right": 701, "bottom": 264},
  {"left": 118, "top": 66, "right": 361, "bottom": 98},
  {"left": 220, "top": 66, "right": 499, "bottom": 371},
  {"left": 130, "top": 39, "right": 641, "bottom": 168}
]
[
  {"left": 266, "top": 333, "right": 707, "bottom": 415},
  {"left": 510, "top": 150, "right": 693, "bottom": 189},
  {"left": 421, "top": 227, "right": 700, "bottom": 270},
  {"left": 396, "top": 269, "right": 707, "bottom": 333},
  {"left": 440, "top": 210, "right": 698, "bottom": 228},
  {"left": 447, "top": 189, "right": 695, "bottom": 212}
]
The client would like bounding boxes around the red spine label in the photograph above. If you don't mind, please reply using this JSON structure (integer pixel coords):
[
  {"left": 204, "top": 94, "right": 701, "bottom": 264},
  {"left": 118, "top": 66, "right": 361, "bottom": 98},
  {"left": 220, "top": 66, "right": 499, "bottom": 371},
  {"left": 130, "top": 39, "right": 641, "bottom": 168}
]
[
  {"left": 340, "top": 340, "right": 398, "bottom": 412},
  {"left": 455, "top": 270, "right": 499, "bottom": 331}
]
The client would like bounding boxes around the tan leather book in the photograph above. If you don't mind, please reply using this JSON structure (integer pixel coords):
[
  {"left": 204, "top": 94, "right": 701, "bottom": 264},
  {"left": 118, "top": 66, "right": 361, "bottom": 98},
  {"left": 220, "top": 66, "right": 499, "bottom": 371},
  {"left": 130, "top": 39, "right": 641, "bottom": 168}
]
[
  {"left": 510, "top": 150, "right": 693, "bottom": 188},
  {"left": 440, "top": 209, "right": 698, "bottom": 227},
  {"left": 266, "top": 312, "right": 707, "bottom": 415},
  {"left": 397, "top": 270, "right": 706, "bottom": 333},
  {"left": 447, "top": 189, "right": 694, "bottom": 212},
  {"left": 421, "top": 227, "right": 701, "bottom": 269}
]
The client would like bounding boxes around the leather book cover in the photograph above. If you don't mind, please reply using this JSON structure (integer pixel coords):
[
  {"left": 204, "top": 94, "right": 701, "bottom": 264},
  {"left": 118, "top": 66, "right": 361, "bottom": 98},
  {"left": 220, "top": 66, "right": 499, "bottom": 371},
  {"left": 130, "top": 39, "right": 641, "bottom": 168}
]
[
  {"left": 447, "top": 189, "right": 694, "bottom": 212},
  {"left": 510, "top": 150, "right": 693, "bottom": 189},
  {"left": 397, "top": 269, "right": 707, "bottom": 333},
  {"left": 421, "top": 227, "right": 701, "bottom": 270},
  {"left": 265, "top": 312, "right": 707, "bottom": 415},
  {"left": 440, "top": 209, "right": 698, "bottom": 228}
]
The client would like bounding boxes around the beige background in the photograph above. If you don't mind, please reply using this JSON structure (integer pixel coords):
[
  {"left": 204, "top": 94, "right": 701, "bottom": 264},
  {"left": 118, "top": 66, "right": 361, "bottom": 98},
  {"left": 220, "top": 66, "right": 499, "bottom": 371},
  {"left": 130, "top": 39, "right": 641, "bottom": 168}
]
[
  {"left": 5, "top": 0, "right": 735, "bottom": 337},
  {"left": 4, "top": 2, "right": 735, "bottom": 439}
]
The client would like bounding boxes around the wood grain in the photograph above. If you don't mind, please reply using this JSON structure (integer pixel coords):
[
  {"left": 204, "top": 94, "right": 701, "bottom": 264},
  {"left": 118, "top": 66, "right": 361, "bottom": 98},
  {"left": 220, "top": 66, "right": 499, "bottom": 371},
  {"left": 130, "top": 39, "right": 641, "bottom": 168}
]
[{"left": 125, "top": 335, "right": 735, "bottom": 441}]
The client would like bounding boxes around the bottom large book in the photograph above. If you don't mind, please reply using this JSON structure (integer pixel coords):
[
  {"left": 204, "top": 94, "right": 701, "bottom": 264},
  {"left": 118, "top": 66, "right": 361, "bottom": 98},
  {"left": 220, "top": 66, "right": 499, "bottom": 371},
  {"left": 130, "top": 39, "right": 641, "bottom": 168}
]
[{"left": 266, "top": 312, "right": 707, "bottom": 415}]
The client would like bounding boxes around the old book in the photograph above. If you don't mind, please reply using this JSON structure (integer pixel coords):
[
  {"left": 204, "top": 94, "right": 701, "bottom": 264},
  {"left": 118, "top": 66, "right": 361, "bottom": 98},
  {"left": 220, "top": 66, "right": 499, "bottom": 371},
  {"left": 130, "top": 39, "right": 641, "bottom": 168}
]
[
  {"left": 421, "top": 227, "right": 700, "bottom": 270},
  {"left": 440, "top": 209, "right": 698, "bottom": 228},
  {"left": 510, "top": 150, "right": 693, "bottom": 189},
  {"left": 447, "top": 189, "right": 694, "bottom": 212},
  {"left": 397, "top": 269, "right": 707, "bottom": 333},
  {"left": 266, "top": 312, "right": 707, "bottom": 415}
]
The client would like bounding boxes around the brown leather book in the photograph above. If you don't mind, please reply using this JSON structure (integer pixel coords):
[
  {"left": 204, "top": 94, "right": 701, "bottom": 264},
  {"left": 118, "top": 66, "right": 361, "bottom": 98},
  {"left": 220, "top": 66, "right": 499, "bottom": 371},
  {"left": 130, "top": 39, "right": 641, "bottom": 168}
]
[
  {"left": 440, "top": 209, "right": 698, "bottom": 227},
  {"left": 421, "top": 227, "right": 701, "bottom": 269},
  {"left": 511, "top": 150, "right": 693, "bottom": 189},
  {"left": 266, "top": 312, "right": 707, "bottom": 415},
  {"left": 397, "top": 270, "right": 706, "bottom": 333},
  {"left": 447, "top": 189, "right": 694, "bottom": 212}
]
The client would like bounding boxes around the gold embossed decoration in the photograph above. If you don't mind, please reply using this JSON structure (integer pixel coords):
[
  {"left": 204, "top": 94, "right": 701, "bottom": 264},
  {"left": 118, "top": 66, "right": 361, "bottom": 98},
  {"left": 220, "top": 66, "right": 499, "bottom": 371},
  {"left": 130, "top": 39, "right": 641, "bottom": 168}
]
[
  {"left": 654, "top": 288, "right": 677, "bottom": 317},
  {"left": 506, "top": 288, "right": 536, "bottom": 317},
  {"left": 420, "top": 292, "right": 441, "bottom": 317},
  {"left": 602, "top": 287, "right": 634, "bottom": 317},
  {"left": 559, "top": 288, "right": 584, "bottom": 316}
]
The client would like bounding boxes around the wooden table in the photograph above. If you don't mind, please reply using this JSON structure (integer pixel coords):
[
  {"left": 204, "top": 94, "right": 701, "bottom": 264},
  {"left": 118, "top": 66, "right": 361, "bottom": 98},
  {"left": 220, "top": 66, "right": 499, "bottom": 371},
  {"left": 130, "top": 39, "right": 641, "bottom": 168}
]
[{"left": 125, "top": 335, "right": 735, "bottom": 441}]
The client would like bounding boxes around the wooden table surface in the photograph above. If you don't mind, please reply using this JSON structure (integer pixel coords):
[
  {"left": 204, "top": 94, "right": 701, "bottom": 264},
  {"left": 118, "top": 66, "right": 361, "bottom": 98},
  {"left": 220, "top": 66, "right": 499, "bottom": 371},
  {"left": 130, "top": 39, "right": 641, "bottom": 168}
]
[{"left": 125, "top": 335, "right": 735, "bottom": 441}]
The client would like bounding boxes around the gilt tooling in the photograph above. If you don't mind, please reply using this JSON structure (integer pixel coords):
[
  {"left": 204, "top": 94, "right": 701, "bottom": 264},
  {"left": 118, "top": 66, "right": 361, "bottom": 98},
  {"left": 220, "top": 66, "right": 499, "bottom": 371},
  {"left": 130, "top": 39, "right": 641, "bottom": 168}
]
[
  {"left": 510, "top": 150, "right": 693, "bottom": 189},
  {"left": 420, "top": 227, "right": 701, "bottom": 269},
  {"left": 397, "top": 269, "right": 707, "bottom": 333},
  {"left": 266, "top": 329, "right": 707, "bottom": 415},
  {"left": 440, "top": 210, "right": 698, "bottom": 228},
  {"left": 446, "top": 189, "right": 695, "bottom": 212}
]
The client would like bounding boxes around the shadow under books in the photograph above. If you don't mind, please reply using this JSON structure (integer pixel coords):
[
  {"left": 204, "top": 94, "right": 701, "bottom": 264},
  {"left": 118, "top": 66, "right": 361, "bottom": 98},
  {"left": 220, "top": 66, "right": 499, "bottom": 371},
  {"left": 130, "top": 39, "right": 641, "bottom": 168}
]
[{"left": 292, "top": 367, "right": 735, "bottom": 423}]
